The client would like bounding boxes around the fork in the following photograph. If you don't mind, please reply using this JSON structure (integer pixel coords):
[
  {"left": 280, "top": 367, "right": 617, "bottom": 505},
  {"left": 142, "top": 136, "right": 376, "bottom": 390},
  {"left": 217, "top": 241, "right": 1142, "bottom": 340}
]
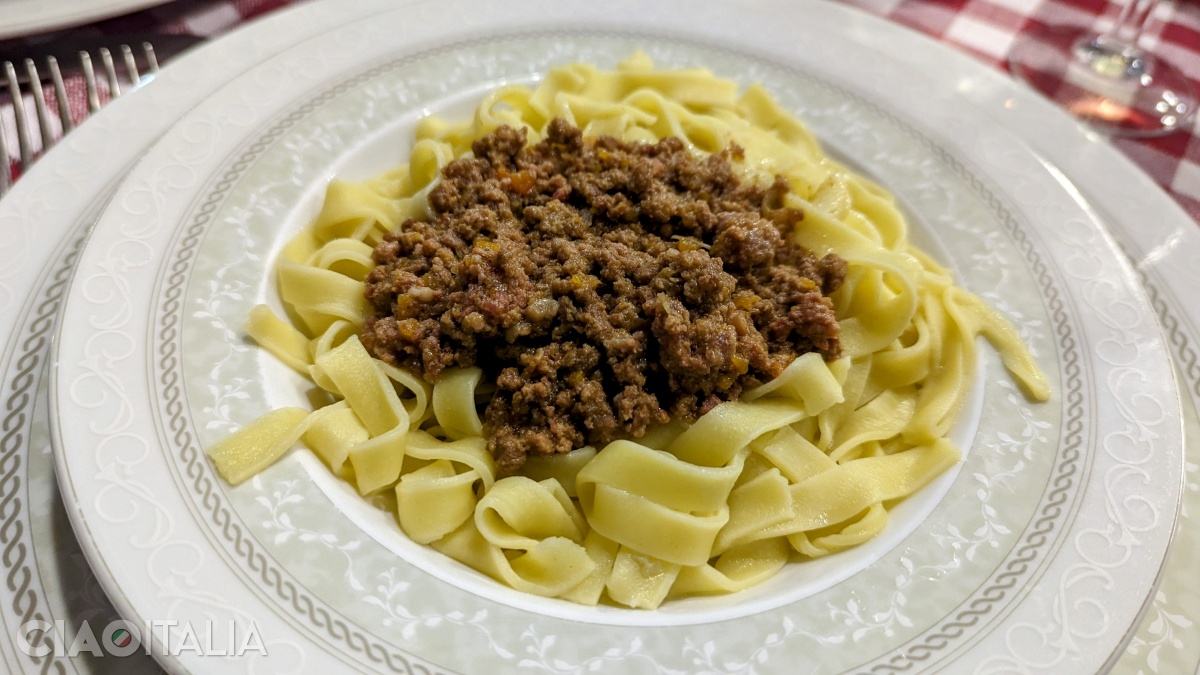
[{"left": 1, "top": 42, "right": 161, "bottom": 197}]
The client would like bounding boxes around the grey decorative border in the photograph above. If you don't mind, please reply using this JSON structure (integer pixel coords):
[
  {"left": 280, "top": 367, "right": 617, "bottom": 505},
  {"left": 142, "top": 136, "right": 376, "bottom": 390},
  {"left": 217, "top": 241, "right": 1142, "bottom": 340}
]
[
  {"left": 1, "top": 228, "right": 87, "bottom": 675},
  {"left": 153, "top": 52, "right": 459, "bottom": 675},
  {"left": 149, "top": 30, "right": 1084, "bottom": 674},
  {"left": 866, "top": 154, "right": 1083, "bottom": 671},
  {"left": 1142, "top": 270, "right": 1200, "bottom": 401}
]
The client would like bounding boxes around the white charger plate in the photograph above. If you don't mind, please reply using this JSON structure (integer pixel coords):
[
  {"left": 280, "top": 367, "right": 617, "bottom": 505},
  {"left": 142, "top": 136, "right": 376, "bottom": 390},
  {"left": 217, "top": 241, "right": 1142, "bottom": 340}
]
[
  {"left": 46, "top": 1, "right": 1184, "bottom": 673},
  {"left": 0, "top": 0, "right": 1190, "bottom": 672}
]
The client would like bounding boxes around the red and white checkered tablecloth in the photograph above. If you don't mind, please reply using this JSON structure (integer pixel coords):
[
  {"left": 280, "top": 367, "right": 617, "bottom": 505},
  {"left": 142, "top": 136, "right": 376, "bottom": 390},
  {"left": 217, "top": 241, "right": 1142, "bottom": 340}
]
[
  {"left": 841, "top": 0, "right": 1200, "bottom": 225},
  {"left": 3, "top": 0, "right": 1199, "bottom": 224}
]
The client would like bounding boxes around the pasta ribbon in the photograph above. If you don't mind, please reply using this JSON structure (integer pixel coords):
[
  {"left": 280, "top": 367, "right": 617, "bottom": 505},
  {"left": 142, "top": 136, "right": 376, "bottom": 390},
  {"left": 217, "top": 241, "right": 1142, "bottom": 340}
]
[
  {"left": 431, "top": 367, "right": 484, "bottom": 440},
  {"left": 301, "top": 401, "right": 368, "bottom": 472},
  {"left": 347, "top": 425, "right": 407, "bottom": 495},
  {"left": 404, "top": 431, "right": 496, "bottom": 491},
  {"left": 433, "top": 519, "right": 595, "bottom": 597},
  {"left": 245, "top": 305, "right": 311, "bottom": 375},
  {"left": 376, "top": 360, "right": 433, "bottom": 426},
  {"left": 741, "top": 351, "right": 846, "bottom": 408},
  {"left": 207, "top": 407, "right": 310, "bottom": 485},
  {"left": 783, "top": 438, "right": 960, "bottom": 531},
  {"left": 308, "top": 238, "right": 376, "bottom": 281},
  {"left": 308, "top": 179, "right": 404, "bottom": 243},
  {"left": 789, "top": 503, "right": 890, "bottom": 558},
  {"left": 576, "top": 439, "right": 747, "bottom": 566},
  {"left": 476, "top": 477, "right": 588, "bottom": 549},
  {"left": 667, "top": 400, "right": 806, "bottom": 467},
  {"left": 396, "top": 460, "right": 480, "bottom": 544},
  {"left": 519, "top": 446, "right": 597, "bottom": 497},
  {"left": 314, "top": 335, "right": 408, "bottom": 436},
  {"left": 947, "top": 287, "right": 1050, "bottom": 401},
  {"left": 578, "top": 440, "right": 744, "bottom": 514},
  {"left": 714, "top": 468, "right": 794, "bottom": 554},
  {"left": 278, "top": 259, "right": 368, "bottom": 335},
  {"left": 558, "top": 531, "right": 620, "bottom": 605},
  {"left": 604, "top": 547, "right": 682, "bottom": 610},
  {"left": 670, "top": 538, "right": 792, "bottom": 597}
]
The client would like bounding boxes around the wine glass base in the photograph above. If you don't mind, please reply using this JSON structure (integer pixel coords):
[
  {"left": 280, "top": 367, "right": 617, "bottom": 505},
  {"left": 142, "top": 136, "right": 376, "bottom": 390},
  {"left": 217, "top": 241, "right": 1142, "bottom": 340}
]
[{"left": 1008, "top": 24, "right": 1197, "bottom": 138}]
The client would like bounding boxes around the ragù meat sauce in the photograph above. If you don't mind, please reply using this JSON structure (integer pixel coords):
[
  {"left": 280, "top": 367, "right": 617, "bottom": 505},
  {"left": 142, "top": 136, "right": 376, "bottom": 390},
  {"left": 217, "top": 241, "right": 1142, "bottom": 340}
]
[{"left": 363, "top": 119, "right": 846, "bottom": 474}]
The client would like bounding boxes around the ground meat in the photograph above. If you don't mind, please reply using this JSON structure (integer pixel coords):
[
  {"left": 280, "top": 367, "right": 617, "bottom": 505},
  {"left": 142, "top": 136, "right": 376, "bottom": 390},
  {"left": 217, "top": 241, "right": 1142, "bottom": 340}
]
[{"left": 363, "top": 119, "right": 846, "bottom": 475}]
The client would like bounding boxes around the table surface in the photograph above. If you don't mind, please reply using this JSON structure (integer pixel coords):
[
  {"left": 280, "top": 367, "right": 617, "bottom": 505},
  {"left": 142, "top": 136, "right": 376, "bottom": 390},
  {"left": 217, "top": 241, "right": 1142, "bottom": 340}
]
[{"left": 843, "top": 0, "right": 1200, "bottom": 226}]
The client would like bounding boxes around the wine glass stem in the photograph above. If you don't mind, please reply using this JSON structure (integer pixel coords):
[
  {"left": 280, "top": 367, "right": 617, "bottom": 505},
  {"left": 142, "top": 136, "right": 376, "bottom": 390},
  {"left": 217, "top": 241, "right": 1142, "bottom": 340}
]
[
  {"left": 1102, "top": 0, "right": 1157, "bottom": 49},
  {"left": 1081, "top": 0, "right": 1167, "bottom": 78},
  {"left": 1006, "top": 0, "right": 1195, "bottom": 136}
]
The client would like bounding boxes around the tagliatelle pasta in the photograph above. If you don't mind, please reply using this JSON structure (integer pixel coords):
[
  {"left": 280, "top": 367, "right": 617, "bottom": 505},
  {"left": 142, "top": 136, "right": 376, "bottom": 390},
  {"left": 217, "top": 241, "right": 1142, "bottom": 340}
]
[{"left": 207, "top": 54, "right": 1049, "bottom": 610}]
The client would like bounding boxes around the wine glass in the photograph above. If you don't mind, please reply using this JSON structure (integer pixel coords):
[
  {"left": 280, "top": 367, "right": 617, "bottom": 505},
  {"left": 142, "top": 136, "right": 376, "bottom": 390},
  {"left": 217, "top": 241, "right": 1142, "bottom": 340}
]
[{"left": 1007, "top": 0, "right": 1197, "bottom": 137}]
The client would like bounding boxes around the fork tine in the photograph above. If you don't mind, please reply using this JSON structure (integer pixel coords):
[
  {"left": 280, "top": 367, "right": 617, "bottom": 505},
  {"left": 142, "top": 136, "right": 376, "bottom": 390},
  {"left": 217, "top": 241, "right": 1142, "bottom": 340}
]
[
  {"left": 80, "top": 51, "right": 101, "bottom": 113},
  {"left": 47, "top": 56, "right": 74, "bottom": 133},
  {"left": 24, "top": 59, "right": 55, "bottom": 151},
  {"left": 143, "top": 42, "right": 160, "bottom": 74},
  {"left": 121, "top": 44, "right": 140, "bottom": 85},
  {"left": 0, "top": 117, "right": 11, "bottom": 195},
  {"left": 99, "top": 47, "right": 120, "bottom": 98},
  {"left": 1, "top": 39, "right": 171, "bottom": 197},
  {"left": 4, "top": 61, "right": 33, "bottom": 167}
]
